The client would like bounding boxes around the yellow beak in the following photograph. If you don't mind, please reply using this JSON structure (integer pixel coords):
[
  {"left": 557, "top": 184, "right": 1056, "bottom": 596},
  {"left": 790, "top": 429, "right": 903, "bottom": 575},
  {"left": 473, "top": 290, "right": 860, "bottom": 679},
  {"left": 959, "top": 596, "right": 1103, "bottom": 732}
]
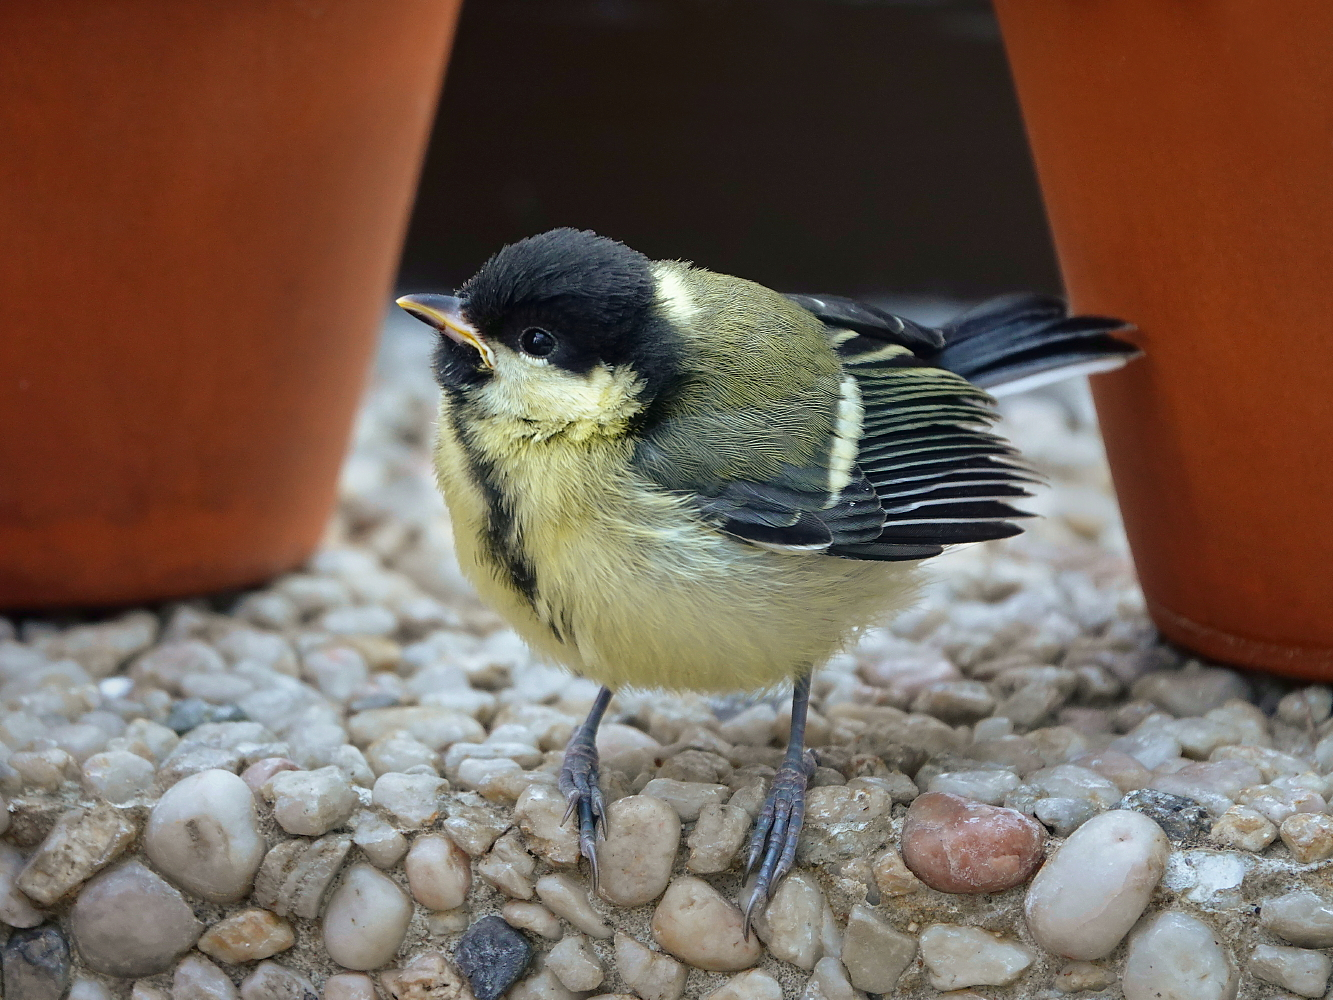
[{"left": 395, "top": 293, "right": 495, "bottom": 368}]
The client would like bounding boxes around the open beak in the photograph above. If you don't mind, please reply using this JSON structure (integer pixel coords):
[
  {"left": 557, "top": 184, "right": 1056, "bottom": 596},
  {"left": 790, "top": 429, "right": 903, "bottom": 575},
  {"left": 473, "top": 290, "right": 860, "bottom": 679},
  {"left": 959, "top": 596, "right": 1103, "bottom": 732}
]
[{"left": 395, "top": 293, "right": 495, "bottom": 368}]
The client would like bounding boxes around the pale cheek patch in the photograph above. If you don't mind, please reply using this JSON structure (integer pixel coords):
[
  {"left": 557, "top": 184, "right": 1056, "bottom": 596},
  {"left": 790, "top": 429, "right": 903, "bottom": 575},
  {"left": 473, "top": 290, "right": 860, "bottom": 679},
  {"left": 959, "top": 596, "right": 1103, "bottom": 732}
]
[
  {"left": 653, "top": 265, "right": 701, "bottom": 326},
  {"left": 478, "top": 350, "right": 646, "bottom": 439}
]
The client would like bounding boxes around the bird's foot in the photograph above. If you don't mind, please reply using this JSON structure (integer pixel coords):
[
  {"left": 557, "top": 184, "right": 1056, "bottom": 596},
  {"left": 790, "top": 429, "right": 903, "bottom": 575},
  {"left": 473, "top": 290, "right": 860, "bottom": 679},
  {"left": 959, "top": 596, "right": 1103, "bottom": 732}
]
[
  {"left": 743, "top": 747, "right": 816, "bottom": 936},
  {"left": 558, "top": 728, "right": 606, "bottom": 892}
]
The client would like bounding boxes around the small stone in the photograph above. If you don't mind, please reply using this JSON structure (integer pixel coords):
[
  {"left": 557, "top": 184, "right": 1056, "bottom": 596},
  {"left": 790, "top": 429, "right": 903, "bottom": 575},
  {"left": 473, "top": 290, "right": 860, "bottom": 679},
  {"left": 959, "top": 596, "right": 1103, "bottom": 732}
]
[
  {"left": 351, "top": 810, "right": 409, "bottom": 868},
  {"left": 1034, "top": 796, "right": 1099, "bottom": 836},
  {"left": 596, "top": 794, "right": 680, "bottom": 906},
  {"left": 1115, "top": 788, "right": 1212, "bottom": 843},
  {"left": 70, "top": 861, "right": 203, "bottom": 977},
  {"left": 1027, "top": 764, "right": 1122, "bottom": 808},
  {"left": 241, "top": 758, "right": 301, "bottom": 796},
  {"left": 1122, "top": 911, "right": 1236, "bottom": 1000},
  {"left": 442, "top": 802, "right": 510, "bottom": 856},
  {"left": 268, "top": 765, "right": 357, "bottom": 836},
  {"left": 18, "top": 805, "right": 137, "bottom": 905},
  {"left": 502, "top": 901, "right": 563, "bottom": 939},
  {"left": 133, "top": 983, "right": 171, "bottom": 1000},
  {"left": 613, "top": 932, "right": 688, "bottom": 1000},
  {"left": 454, "top": 915, "right": 534, "bottom": 1000},
  {"left": 651, "top": 875, "right": 762, "bottom": 972},
  {"left": 145, "top": 769, "right": 266, "bottom": 902},
  {"left": 687, "top": 802, "right": 749, "bottom": 874},
  {"left": 536, "top": 873, "right": 612, "bottom": 938},
  {"left": 367, "top": 732, "right": 440, "bottom": 778},
  {"left": 515, "top": 781, "right": 581, "bottom": 865},
  {"left": 750, "top": 871, "right": 826, "bottom": 970},
  {"left": 198, "top": 908, "right": 295, "bottom": 964},
  {"left": 508, "top": 969, "right": 579, "bottom": 1000},
  {"left": 1262, "top": 891, "right": 1333, "bottom": 947},
  {"left": 871, "top": 847, "right": 926, "bottom": 896},
  {"left": 797, "top": 783, "right": 893, "bottom": 865},
  {"left": 349, "top": 707, "right": 485, "bottom": 750},
  {"left": 70, "top": 978, "right": 112, "bottom": 1000},
  {"left": 1025, "top": 810, "right": 1170, "bottom": 959},
  {"left": 12, "top": 748, "right": 76, "bottom": 791},
  {"left": 238, "top": 961, "right": 318, "bottom": 1000},
  {"left": 443, "top": 743, "right": 543, "bottom": 783},
  {"left": 900, "top": 791, "right": 1046, "bottom": 894},
  {"left": 1072, "top": 749, "right": 1153, "bottom": 792},
  {"left": 380, "top": 950, "right": 472, "bottom": 1000},
  {"left": 324, "top": 974, "right": 377, "bottom": 1000},
  {"left": 547, "top": 935, "right": 604, "bottom": 992},
  {"left": 4, "top": 925, "right": 71, "bottom": 1000},
  {"left": 926, "top": 768, "right": 1021, "bottom": 805},
  {"left": 406, "top": 833, "right": 472, "bottom": 911},
  {"left": 1108, "top": 728, "right": 1182, "bottom": 770},
  {"left": 1281, "top": 812, "right": 1333, "bottom": 863},
  {"left": 1209, "top": 805, "right": 1277, "bottom": 852},
  {"left": 1251, "top": 944, "right": 1331, "bottom": 998},
  {"left": 700, "top": 970, "right": 782, "bottom": 1000},
  {"left": 81, "top": 749, "right": 156, "bottom": 803},
  {"left": 800, "top": 956, "right": 858, "bottom": 1000},
  {"left": 322, "top": 863, "right": 414, "bottom": 970},
  {"left": 918, "top": 923, "right": 1034, "bottom": 990},
  {"left": 1132, "top": 666, "right": 1250, "bottom": 717},
  {"left": 252, "top": 833, "right": 351, "bottom": 918},
  {"left": 173, "top": 954, "right": 238, "bottom": 1000},
  {"left": 373, "top": 772, "right": 448, "bottom": 828},
  {"left": 1052, "top": 961, "right": 1117, "bottom": 994},
  {"left": 640, "top": 778, "right": 729, "bottom": 822},
  {"left": 477, "top": 829, "right": 537, "bottom": 899},
  {"left": 912, "top": 681, "right": 995, "bottom": 724},
  {"left": 425, "top": 909, "right": 471, "bottom": 935},
  {"left": 840, "top": 902, "right": 916, "bottom": 992}
]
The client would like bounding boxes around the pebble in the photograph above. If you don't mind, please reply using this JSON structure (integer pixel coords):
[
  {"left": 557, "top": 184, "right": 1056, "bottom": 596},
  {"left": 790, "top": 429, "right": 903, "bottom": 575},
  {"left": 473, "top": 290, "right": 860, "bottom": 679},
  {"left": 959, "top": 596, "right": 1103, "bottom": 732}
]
[
  {"left": 508, "top": 968, "right": 581, "bottom": 1000},
  {"left": 367, "top": 733, "right": 440, "bottom": 777},
  {"left": 597, "top": 794, "right": 680, "bottom": 906},
  {"left": 173, "top": 954, "right": 239, "bottom": 1000},
  {"left": 1281, "top": 812, "right": 1333, "bottom": 863},
  {"left": 839, "top": 902, "right": 916, "bottom": 992},
  {"left": 454, "top": 915, "right": 534, "bottom": 1000},
  {"left": 238, "top": 961, "right": 318, "bottom": 1000},
  {"left": 81, "top": 749, "right": 155, "bottom": 803},
  {"left": 425, "top": 909, "right": 470, "bottom": 935},
  {"left": 145, "top": 768, "right": 266, "bottom": 902},
  {"left": 69, "top": 979, "right": 112, "bottom": 1000},
  {"left": 749, "top": 871, "right": 826, "bottom": 970},
  {"left": 700, "top": 969, "right": 782, "bottom": 1000},
  {"left": 442, "top": 801, "right": 510, "bottom": 856},
  {"left": 1250, "top": 944, "right": 1331, "bottom": 998},
  {"left": 348, "top": 706, "right": 485, "bottom": 750},
  {"left": 70, "top": 861, "right": 203, "bottom": 976},
  {"left": 133, "top": 983, "right": 170, "bottom": 1000},
  {"left": 18, "top": 805, "right": 137, "bottom": 905},
  {"left": 1132, "top": 666, "right": 1249, "bottom": 717},
  {"left": 640, "top": 778, "right": 729, "bottom": 822},
  {"left": 198, "top": 908, "right": 295, "bottom": 964},
  {"left": 800, "top": 957, "right": 859, "bottom": 1000},
  {"left": 372, "top": 772, "right": 448, "bottom": 828},
  {"left": 1034, "top": 795, "right": 1098, "bottom": 836},
  {"left": 1209, "top": 805, "right": 1277, "bottom": 852},
  {"left": 900, "top": 791, "right": 1046, "bottom": 893},
  {"left": 323, "top": 974, "right": 377, "bottom": 1000},
  {"left": 252, "top": 833, "right": 351, "bottom": 918},
  {"left": 502, "top": 901, "right": 563, "bottom": 939},
  {"left": 1115, "top": 788, "right": 1213, "bottom": 843},
  {"left": 926, "top": 768, "right": 1020, "bottom": 805},
  {"left": 1052, "top": 961, "right": 1117, "bottom": 994},
  {"left": 547, "top": 934, "right": 605, "bottom": 992},
  {"left": 918, "top": 923, "right": 1034, "bottom": 990},
  {"left": 4, "top": 925, "right": 71, "bottom": 1000},
  {"left": 267, "top": 766, "right": 357, "bottom": 835},
  {"left": 1122, "top": 911, "right": 1236, "bottom": 1000},
  {"left": 797, "top": 783, "right": 893, "bottom": 865},
  {"left": 515, "top": 780, "right": 581, "bottom": 865},
  {"left": 536, "top": 873, "right": 613, "bottom": 938},
  {"left": 686, "top": 802, "right": 749, "bottom": 874},
  {"left": 1025, "top": 809, "right": 1169, "bottom": 959},
  {"left": 614, "top": 932, "right": 688, "bottom": 1000},
  {"left": 651, "top": 876, "right": 763, "bottom": 971},
  {"left": 0, "top": 842, "right": 45, "bottom": 927},
  {"left": 1073, "top": 749, "right": 1153, "bottom": 792},
  {"left": 871, "top": 847, "right": 926, "bottom": 897},
  {"left": 477, "top": 829, "right": 537, "bottom": 899},
  {"left": 405, "top": 833, "right": 472, "bottom": 911},
  {"left": 1262, "top": 891, "right": 1333, "bottom": 947},
  {"left": 911, "top": 680, "right": 995, "bottom": 723},
  {"left": 322, "top": 863, "right": 414, "bottom": 970}
]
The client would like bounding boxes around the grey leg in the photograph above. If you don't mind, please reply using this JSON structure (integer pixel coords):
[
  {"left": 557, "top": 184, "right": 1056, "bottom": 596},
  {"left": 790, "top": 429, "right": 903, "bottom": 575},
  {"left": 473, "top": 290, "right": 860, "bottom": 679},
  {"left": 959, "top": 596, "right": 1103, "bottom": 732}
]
[{"left": 558, "top": 685, "right": 613, "bottom": 891}]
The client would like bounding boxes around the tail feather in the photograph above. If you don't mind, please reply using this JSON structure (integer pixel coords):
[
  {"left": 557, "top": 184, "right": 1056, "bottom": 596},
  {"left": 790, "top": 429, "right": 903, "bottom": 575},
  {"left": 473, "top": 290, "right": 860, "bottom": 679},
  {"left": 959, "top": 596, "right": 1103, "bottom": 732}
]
[{"left": 931, "top": 293, "right": 1138, "bottom": 395}]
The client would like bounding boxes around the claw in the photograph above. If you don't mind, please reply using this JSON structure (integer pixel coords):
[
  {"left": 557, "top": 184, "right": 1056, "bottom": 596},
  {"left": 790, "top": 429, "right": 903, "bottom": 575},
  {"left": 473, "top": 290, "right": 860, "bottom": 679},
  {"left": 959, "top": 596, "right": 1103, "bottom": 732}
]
[
  {"left": 558, "top": 709, "right": 608, "bottom": 892},
  {"left": 740, "top": 749, "right": 814, "bottom": 939}
]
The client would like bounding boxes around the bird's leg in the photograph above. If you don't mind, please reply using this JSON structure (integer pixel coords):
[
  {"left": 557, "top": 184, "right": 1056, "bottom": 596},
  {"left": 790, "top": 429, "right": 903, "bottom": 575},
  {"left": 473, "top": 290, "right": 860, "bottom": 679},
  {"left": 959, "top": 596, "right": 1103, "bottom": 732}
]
[
  {"left": 743, "top": 672, "right": 816, "bottom": 936},
  {"left": 558, "top": 685, "right": 612, "bottom": 892}
]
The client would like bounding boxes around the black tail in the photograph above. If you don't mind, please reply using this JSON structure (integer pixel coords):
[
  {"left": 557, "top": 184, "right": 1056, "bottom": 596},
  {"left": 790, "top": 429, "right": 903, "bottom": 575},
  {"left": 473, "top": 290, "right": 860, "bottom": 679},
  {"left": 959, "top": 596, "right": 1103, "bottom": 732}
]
[{"left": 930, "top": 294, "right": 1138, "bottom": 396}]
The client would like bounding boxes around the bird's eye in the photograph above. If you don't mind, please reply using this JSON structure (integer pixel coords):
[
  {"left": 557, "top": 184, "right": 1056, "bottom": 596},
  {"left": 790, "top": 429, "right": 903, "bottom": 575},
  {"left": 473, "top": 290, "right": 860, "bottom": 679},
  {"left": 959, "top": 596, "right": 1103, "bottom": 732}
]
[{"left": 519, "top": 327, "right": 557, "bottom": 358}]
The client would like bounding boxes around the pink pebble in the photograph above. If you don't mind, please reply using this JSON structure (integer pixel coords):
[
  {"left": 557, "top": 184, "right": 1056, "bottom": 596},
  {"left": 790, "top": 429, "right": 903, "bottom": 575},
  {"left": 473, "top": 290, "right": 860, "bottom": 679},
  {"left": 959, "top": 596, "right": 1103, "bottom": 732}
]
[
  {"left": 900, "top": 791, "right": 1047, "bottom": 894},
  {"left": 241, "top": 757, "right": 300, "bottom": 794}
]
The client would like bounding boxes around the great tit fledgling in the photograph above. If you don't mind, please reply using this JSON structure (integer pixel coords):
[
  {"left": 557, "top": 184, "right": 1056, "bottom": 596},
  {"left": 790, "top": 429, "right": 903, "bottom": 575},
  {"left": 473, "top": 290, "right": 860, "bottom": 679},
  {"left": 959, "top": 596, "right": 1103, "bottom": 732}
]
[{"left": 397, "top": 228, "right": 1136, "bottom": 924}]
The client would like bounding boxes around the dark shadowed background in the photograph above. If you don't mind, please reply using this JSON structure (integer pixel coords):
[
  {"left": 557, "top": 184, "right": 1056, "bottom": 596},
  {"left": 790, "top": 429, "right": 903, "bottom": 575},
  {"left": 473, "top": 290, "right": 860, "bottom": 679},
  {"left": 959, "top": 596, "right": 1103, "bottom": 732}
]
[{"left": 397, "top": 0, "right": 1060, "bottom": 301}]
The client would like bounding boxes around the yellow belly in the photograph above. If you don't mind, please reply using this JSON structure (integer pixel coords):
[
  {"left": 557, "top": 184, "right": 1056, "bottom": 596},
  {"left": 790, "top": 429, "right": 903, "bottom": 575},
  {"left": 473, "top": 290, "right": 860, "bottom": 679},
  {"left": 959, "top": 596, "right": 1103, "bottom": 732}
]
[{"left": 434, "top": 402, "right": 920, "bottom": 693}]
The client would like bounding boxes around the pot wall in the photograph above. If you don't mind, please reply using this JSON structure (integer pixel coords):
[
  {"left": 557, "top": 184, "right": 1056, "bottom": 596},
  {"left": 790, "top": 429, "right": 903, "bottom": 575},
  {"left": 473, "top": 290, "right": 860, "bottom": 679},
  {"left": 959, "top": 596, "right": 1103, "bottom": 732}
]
[
  {"left": 0, "top": 1, "right": 461, "bottom": 608},
  {"left": 994, "top": 1, "right": 1333, "bottom": 676}
]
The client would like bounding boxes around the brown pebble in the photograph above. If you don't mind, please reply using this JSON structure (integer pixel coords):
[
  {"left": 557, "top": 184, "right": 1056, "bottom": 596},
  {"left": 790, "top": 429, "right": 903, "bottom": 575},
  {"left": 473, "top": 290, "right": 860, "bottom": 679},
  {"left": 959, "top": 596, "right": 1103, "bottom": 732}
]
[{"left": 900, "top": 791, "right": 1046, "bottom": 894}]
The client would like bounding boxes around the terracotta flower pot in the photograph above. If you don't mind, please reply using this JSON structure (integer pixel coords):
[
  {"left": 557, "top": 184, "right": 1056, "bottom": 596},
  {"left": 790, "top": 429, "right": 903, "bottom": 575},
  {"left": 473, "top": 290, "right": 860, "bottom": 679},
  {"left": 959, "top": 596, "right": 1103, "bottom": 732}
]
[
  {"left": 993, "top": 2, "right": 1333, "bottom": 678},
  {"left": 0, "top": 1, "right": 461, "bottom": 609}
]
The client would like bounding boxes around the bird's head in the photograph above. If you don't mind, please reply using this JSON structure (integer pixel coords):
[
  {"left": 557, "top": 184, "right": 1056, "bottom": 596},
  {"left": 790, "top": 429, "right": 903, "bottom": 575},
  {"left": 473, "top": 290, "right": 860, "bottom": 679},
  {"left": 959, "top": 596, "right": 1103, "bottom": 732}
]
[{"left": 397, "top": 228, "right": 688, "bottom": 437}]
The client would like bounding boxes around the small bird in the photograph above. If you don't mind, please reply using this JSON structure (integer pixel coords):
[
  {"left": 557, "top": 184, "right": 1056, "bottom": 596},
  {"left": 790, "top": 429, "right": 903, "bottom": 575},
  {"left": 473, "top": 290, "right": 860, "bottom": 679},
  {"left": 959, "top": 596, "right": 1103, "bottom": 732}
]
[{"left": 397, "top": 228, "right": 1136, "bottom": 927}]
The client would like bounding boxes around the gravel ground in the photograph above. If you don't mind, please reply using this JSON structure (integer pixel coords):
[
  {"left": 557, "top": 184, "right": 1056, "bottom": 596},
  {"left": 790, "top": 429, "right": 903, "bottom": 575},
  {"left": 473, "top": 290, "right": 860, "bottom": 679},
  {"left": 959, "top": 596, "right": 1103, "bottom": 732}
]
[{"left": 0, "top": 310, "right": 1329, "bottom": 1000}]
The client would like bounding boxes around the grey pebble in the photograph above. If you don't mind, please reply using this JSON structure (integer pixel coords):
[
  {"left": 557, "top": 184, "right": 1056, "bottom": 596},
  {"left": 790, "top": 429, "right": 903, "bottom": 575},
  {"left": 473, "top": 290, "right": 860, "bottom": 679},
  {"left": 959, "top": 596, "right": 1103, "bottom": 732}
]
[
  {"left": 1114, "top": 788, "right": 1212, "bottom": 843},
  {"left": 454, "top": 915, "right": 533, "bottom": 1000},
  {"left": 3, "top": 925, "right": 71, "bottom": 1000},
  {"left": 166, "top": 699, "right": 247, "bottom": 735}
]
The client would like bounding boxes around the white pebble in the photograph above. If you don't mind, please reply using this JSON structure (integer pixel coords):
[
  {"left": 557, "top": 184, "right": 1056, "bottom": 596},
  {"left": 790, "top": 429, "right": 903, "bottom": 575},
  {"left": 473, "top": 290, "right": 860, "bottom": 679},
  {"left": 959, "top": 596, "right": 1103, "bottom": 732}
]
[
  {"left": 348, "top": 706, "right": 485, "bottom": 749},
  {"left": 350, "top": 810, "right": 408, "bottom": 868},
  {"left": 651, "top": 876, "right": 762, "bottom": 972},
  {"left": 1123, "top": 911, "right": 1236, "bottom": 1000},
  {"left": 515, "top": 780, "right": 581, "bottom": 865},
  {"left": 537, "top": 873, "right": 613, "bottom": 939},
  {"left": 173, "top": 953, "right": 239, "bottom": 1000},
  {"left": 640, "top": 777, "right": 730, "bottom": 821},
  {"left": 547, "top": 934, "right": 605, "bottom": 992},
  {"left": 1262, "top": 891, "right": 1333, "bottom": 947},
  {"left": 839, "top": 902, "right": 916, "bottom": 992},
  {"left": 268, "top": 766, "right": 357, "bottom": 835},
  {"left": 502, "top": 901, "right": 563, "bottom": 940},
  {"left": 145, "top": 769, "right": 266, "bottom": 902},
  {"left": 926, "top": 769, "right": 1020, "bottom": 805},
  {"left": 597, "top": 794, "right": 680, "bottom": 907},
  {"left": 918, "top": 923, "right": 1034, "bottom": 990},
  {"left": 372, "top": 771, "right": 447, "bottom": 828},
  {"left": 405, "top": 833, "right": 472, "bottom": 911},
  {"left": 700, "top": 970, "right": 782, "bottom": 1000},
  {"left": 366, "top": 732, "right": 439, "bottom": 777},
  {"left": 322, "top": 863, "right": 413, "bottom": 970},
  {"left": 750, "top": 871, "right": 826, "bottom": 971},
  {"left": 1025, "top": 809, "right": 1169, "bottom": 959},
  {"left": 82, "top": 749, "right": 156, "bottom": 804},
  {"left": 614, "top": 931, "right": 688, "bottom": 1000},
  {"left": 0, "top": 841, "right": 44, "bottom": 926},
  {"left": 1251, "top": 944, "right": 1332, "bottom": 998}
]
